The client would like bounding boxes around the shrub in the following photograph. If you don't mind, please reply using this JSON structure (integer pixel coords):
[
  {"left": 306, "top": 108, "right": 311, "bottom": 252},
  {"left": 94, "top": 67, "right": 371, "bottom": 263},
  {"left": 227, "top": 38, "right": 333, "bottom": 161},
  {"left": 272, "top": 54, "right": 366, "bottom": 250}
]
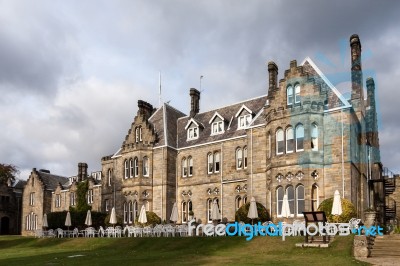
[
  {"left": 235, "top": 202, "right": 270, "bottom": 224},
  {"left": 104, "top": 213, "right": 123, "bottom": 227},
  {"left": 144, "top": 211, "right": 161, "bottom": 226},
  {"left": 317, "top": 197, "right": 357, "bottom": 223},
  {"left": 47, "top": 210, "right": 107, "bottom": 229}
]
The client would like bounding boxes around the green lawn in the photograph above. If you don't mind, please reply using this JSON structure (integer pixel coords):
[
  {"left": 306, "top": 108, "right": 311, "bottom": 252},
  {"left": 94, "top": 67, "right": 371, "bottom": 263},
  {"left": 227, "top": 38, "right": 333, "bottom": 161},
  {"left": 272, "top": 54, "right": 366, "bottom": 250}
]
[{"left": 0, "top": 235, "right": 369, "bottom": 265}]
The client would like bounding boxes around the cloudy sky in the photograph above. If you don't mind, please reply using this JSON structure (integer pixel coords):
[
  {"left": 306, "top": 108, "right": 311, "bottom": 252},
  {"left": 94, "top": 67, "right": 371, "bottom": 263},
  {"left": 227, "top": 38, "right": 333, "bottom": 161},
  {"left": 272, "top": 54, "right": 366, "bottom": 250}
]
[{"left": 1, "top": 0, "right": 399, "bottom": 179}]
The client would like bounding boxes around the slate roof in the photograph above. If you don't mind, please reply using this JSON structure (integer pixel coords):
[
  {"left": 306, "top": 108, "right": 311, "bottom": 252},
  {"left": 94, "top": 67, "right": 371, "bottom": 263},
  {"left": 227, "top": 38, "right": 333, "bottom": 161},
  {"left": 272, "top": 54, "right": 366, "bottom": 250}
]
[
  {"left": 149, "top": 103, "right": 186, "bottom": 148},
  {"left": 13, "top": 180, "right": 27, "bottom": 189},
  {"left": 177, "top": 95, "right": 268, "bottom": 149},
  {"left": 36, "top": 170, "right": 69, "bottom": 190},
  {"left": 302, "top": 57, "right": 351, "bottom": 110}
]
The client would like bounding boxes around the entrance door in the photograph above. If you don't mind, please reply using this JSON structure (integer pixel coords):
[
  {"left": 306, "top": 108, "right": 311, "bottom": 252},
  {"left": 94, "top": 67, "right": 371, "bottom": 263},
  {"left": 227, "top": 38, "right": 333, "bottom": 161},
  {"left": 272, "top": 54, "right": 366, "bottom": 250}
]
[{"left": 0, "top": 217, "right": 10, "bottom": 234}]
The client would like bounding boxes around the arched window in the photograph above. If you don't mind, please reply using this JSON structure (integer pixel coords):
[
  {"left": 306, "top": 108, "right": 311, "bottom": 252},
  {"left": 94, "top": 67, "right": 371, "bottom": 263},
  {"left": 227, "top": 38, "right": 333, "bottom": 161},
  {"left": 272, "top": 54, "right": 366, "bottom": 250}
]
[
  {"left": 143, "top": 157, "right": 149, "bottom": 177},
  {"left": 287, "top": 86, "right": 293, "bottom": 105},
  {"left": 129, "top": 159, "right": 134, "bottom": 178},
  {"left": 286, "top": 127, "right": 294, "bottom": 153},
  {"left": 311, "top": 123, "right": 318, "bottom": 151},
  {"left": 214, "top": 152, "right": 220, "bottom": 173},
  {"left": 123, "top": 202, "right": 128, "bottom": 224},
  {"left": 243, "top": 195, "right": 247, "bottom": 205},
  {"left": 276, "top": 129, "right": 284, "bottom": 155},
  {"left": 182, "top": 158, "right": 187, "bottom": 177},
  {"left": 139, "top": 127, "right": 142, "bottom": 141},
  {"left": 207, "top": 198, "right": 212, "bottom": 223},
  {"left": 134, "top": 157, "right": 139, "bottom": 177},
  {"left": 294, "top": 84, "right": 301, "bottom": 103},
  {"left": 108, "top": 169, "right": 112, "bottom": 186},
  {"left": 276, "top": 187, "right": 284, "bottom": 216},
  {"left": 286, "top": 185, "right": 295, "bottom": 217},
  {"left": 311, "top": 184, "right": 319, "bottom": 211},
  {"left": 296, "top": 185, "right": 305, "bottom": 216},
  {"left": 236, "top": 148, "right": 242, "bottom": 169},
  {"left": 243, "top": 147, "right": 248, "bottom": 169},
  {"left": 188, "top": 200, "right": 193, "bottom": 217},
  {"left": 235, "top": 196, "right": 242, "bottom": 211},
  {"left": 128, "top": 201, "right": 133, "bottom": 223},
  {"left": 133, "top": 201, "right": 138, "bottom": 222},
  {"left": 296, "top": 124, "right": 304, "bottom": 151},
  {"left": 207, "top": 153, "right": 213, "bottom": 174},
  {"left": 182, "top": 201, "right": 187, "bottom": 223},
  {"left": 188, "top": 156, "right": 193, "bottom": 176},
  {"left": 124, "top": 160, "right": 129, "bottom": 179}
]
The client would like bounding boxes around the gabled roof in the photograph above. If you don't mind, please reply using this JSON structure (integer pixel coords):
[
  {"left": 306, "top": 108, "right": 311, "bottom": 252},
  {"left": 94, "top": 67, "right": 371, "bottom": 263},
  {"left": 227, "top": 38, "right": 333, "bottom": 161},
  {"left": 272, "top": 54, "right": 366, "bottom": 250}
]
[
  {"left": 184, "top": 118, "right": 203, "bottom": 130},
  {"left": 208, "top": 112, "right": 225, "bottom": 124},
  {"left": 149, "top": 102, "right": 186, "bottom": 148},
  {"left": 235, "top": 104, "right": 253, "bottom": 117},
  {"left": 301, "top": 57, "right": 351, "bottom": 110},
  {"left": 36, "top": 170, "right": 69, "bottom": 191},
  {"left": 177, "top": 95, "right": 268, "bottom": 149}
]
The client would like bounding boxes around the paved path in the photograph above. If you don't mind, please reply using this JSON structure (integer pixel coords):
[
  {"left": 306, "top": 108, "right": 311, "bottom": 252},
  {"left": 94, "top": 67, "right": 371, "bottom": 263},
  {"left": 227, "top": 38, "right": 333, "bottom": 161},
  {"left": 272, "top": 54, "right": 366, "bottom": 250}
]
[{"left": 357, "top": 235, "right": 400, "bottom": 265}]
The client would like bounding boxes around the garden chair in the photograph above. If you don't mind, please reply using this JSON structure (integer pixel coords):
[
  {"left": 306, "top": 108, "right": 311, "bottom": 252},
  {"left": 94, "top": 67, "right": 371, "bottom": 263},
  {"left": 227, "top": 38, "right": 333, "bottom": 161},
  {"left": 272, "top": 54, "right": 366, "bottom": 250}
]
[
  {"left": 34, "top": 229, "right": 43, "bottom": 238},
  {"left": 153, "top": 224, "right": 164, "bottom": 237},
  {"left": 47, "top": 229, "right": 56, "bottom": 237},
  {"left": 55, "top": 228, "right": 63, "bottom": 238},
  {"left": 105, "top": 227, "right": 115, "bottom": 237},
  {"left": 98, "top": 226, "right": 105, "bottom": 237},
  {"left": 143, "top": 226, "right": 153, "bottom": 237},
  {"left": 133, "top": 226, "right": 143, "bottom": 237}
]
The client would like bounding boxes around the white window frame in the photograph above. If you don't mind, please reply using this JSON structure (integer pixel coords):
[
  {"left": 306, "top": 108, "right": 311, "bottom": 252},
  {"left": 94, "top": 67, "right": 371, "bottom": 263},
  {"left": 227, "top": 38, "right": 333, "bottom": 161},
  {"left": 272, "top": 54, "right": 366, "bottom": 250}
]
[
  {"left": 207, "top": 199, "right": 212, "bottom": 223},
  {"left": 286, "top": 127, "right": 294, "bottom": 153},
  {"left": 214, "top": 152, "right": 220, "bottom": 173},
  {"left": 188, "top": 156, "right": 193, "bottom": 176},
  {"left": 295, "top": 84, "right": 301, "bottom": 103},
  {"left": 238, "top": 114, "right": 252, "bottom": 129},
  {"left": 296, "top": 185, "right": 305, "bottom": 216},
  {"left": 211, "top": 121, "right": 224, "bottom": 135},
  {"left": 182, "top": 157, "right": 187, "bottom": 177},
  {"left": 187, "top": 127, "right": 199, "bottom": 140},
  {"left": 182, "top": 201, "right": 187, "bottom": 223},
  {"left": 286, "top": 186, "right": 295, "bottom": 218},
  {"left": 55, "top": 194, "right": 61, "bottom": 208},
  {"left": 30, "top": 192, "right": 35, "bottom": 206},
  {"left": 143, "top": 156, "right": 149, "bottom": 177},
  {"left": 296, "top": 124, "right": 304, "bottom": 152},
  {"left": 276, "top": 129, "right": 284, "bottom": 155},
  {"left": 287, "top": 86, "right": 293, "bottom": 105},
  {"left": 87, "top": 189, "right": 93, "bottom": 204},
  {"left": 207, "top": 153, "right": 213, "bottom": 174},
  {"left": 243, "top": 147, "right": 248, "bottom": 169},
  {"left": 236, "top": 148, "right": 243, "bottom": 169},
  {"left": 123, "top": 202, "right": 128, "bottom": 224},
  {"left": 70, "top": 192, "right": 76, "bottom": 206},
  {"left": 311, "top": 184, "right": 319, "bottom": 212},
  {"left": 311, "top": 123, "right": 318, "bottom": 151},
  {"left": 134, "top": 158, "right": 139, "bottom": 177},
  {"left": 128, "top": 201, "right": 133, "bottom": 224},
  {"left": 276, "top": 187, "right": 284, "bottom": 217},
  {"left": 133, "top": 201, "right": 138, "bottom": 222},
  {"left": 124, "top": 160, "right": 129, "bottom": 179},
  {"left": 129, "top": 159, "right": 134, "bottom": 178},
  {"left": 235, "top": 196, "right": 242, "bottom": 211},
  {"left": 108, "top": 169, "right": 112, "bottom": 186},
  {"left": 105, "top": 199, "right": 109, "bottom": 211}
]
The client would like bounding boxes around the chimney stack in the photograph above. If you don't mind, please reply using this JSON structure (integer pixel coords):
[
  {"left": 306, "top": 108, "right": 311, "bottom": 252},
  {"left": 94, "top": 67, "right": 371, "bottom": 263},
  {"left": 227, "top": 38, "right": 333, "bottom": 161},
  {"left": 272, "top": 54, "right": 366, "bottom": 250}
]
[
  {"left": 138, "top": 100, "right": 154, "bottom": 119},
  {"left": 190, "top": 88, "right": 200, "bottom": 117},
  {"left": 78, "top": 162, "right": 88, "bottom": 182},
  {"left": 350, "top": 34, "right": 364, "bottom": 104},
  {"left": 268, "top": 61, "right": 278, "bottom": 95}
]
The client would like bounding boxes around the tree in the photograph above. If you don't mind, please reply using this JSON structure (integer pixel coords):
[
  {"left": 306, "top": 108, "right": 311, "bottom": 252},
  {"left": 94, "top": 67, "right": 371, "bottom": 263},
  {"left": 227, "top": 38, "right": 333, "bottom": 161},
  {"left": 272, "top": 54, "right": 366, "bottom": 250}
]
[{"left": 0, "top": 163, "right": 18, "bottom": 185}]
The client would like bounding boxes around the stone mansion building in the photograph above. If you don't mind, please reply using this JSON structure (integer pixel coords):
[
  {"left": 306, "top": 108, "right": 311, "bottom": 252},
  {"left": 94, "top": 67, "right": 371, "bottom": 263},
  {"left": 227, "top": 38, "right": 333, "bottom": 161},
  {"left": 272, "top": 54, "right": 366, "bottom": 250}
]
[{"left": 21, "top": 34, "right": 382, "bottom": 235}]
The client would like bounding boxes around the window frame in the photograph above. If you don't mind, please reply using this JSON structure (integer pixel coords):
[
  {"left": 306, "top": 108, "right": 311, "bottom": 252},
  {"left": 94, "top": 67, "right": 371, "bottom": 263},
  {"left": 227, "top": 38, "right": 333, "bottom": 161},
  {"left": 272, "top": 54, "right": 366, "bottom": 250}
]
[
  {"left": 286, "top": 127, "right": 294, "bottom": 153},
  {"left": 211, "top": 121, "right": 224, "bottom": 135},
  {"left": 129, "top": 159, "right": 134, "bottom": 178},
  {"left": 276, "top": 187, "right": 284, "bottom": 217},
  {"left": 296, "top": 184, "right": 305, "bottom": 216},
  {"left": 214, "top": 152, "right": 220, "bottom": 173},
  {"left": 134, "top": 157, "right": 139, "bottom": 177},
  {"left": 182, "top": 157, "right": 187, "bottom": 177},
  {"left": 276, "top": 129, "right": 284, "bottom": 155},
  {"left": 294, "top": 84, "right": 301, "bottom": 103},
  {"left": 287, "top": 86, "right": 293, "bottom": 105},
  {"left": 295, "top": 124, "right": 304, "bottom": 152},
  {"left": 108, "top": 169, "right": 112, "bottom": 186},
  {"left": 236, "top": 148, "right": 243, "bottom": 169},
  {"left": 238, "top": 114, "right": 252, "bottom": 129},
  {"left": 311, "top": 123, "right": 318, "bottom": 151},
  {"left": 188, "top": 156, "right": 193, "bottom": 176},
  {"left": 286, "top": 185, "right": 295, "bottom": 218},
  {"left": 187, "top": 126, "right": 199, "bottom": 140},
  {"left": 124, "top": 160, "right": 129, "bottom": 179},
  {"left": 207, "top": 199, "right": 212, "bottom": 223},
  {"left": 207, "top": 153, "right": 213, "bottom": 174},
  {"left": 143, "top": 156, "right": 149, "bottom": 177}
]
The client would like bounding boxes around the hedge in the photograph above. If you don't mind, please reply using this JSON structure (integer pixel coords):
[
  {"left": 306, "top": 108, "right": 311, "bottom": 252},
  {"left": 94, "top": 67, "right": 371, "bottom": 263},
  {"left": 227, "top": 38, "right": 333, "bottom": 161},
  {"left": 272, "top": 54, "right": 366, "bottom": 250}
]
[
  {"left": 47, "top": 210, "right": 107, "bottom": 229},
  {"left": 235, "top": 202, "right": 270, "bottom": 224},
  {"left": 317, "top": 197, "right": 357, "bottom": 223}
]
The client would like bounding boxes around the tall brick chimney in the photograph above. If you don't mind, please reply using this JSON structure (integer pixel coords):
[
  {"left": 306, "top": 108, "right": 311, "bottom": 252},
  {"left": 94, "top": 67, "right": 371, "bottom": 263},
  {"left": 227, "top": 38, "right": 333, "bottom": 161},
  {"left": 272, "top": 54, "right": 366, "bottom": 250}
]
[
  {"left": 190, "top": 88, "right": 200, "bottom": 117},
  {"left": 350, "top": 34, "right": 364, "bottom": 105},
  {"left": 268, "top": 61, "right": 278, "bottom": 95},
  {"left": 78, "top": 162, "right": 88, "bottom": 182}
]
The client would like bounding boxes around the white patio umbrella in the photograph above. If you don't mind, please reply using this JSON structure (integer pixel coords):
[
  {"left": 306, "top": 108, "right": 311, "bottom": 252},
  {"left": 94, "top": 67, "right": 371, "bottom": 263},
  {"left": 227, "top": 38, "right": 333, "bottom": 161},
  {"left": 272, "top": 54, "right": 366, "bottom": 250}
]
[
  {"left": 42, "top": 213, "right": 48, "bottom": 228},
  {"left": 109, "top": 207, "right": 117, "bottom": 227},
  {"left": 331, "top": 190, "right": 343, "bottom": 216},
  {"left": 281, "top": 194, "right": 291, "bottom": 218},
  {"left": 170, "top": 202, "right": 178, "bottom": 223},
  {"left": 65, "top": 211, "right": 72, "bottom": 230},
  {"left": 85, "top": 210, "right": 92, "bottom": 227},
  {"left": 210, "top": 199, "right": 220, "bottom": 221},
  {"left": 138, "top": 205, "right": 147, "bottom": 224},
  {"left": 247, "top": 197, "right": 259, "bottom": 223}
]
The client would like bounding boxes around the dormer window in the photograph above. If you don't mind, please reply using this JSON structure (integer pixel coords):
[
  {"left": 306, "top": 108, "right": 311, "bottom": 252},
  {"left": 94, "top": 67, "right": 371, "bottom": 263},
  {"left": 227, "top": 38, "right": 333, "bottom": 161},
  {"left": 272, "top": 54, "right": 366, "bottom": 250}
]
[
  {"left": 235, "top": 105, "right": 253, "bottom": 129},
  {"left": 187, "top": 127, "right": 198, "bottom": 140},
  {"left": 209, "top": 112, "right": 225, "bottom": 135},
  {"left": 212, "top": 120, "right": 224, "bottom": 134},
  {"left": 185, "top": 118, "right": 201, "bottom": 141}
]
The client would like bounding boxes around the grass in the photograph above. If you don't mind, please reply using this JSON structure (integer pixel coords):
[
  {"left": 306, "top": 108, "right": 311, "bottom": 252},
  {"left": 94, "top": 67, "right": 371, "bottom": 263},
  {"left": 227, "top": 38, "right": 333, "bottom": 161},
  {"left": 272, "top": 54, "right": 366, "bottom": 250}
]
[{"left": 0, "top": 235, "right": 369, "bottom": 265}]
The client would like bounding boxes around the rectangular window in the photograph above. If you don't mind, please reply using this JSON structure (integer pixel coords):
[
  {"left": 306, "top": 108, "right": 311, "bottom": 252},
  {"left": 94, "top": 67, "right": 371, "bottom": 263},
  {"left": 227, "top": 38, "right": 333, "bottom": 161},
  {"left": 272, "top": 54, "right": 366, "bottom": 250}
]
[
  {"left": 212, "top": 121, "right": 224, "bottom": 134},
  {"left": 238, "top": 114, "right": 252, "bottom": 129},
  {"left": 55, "top": 194, "right": 61, "bottom": 208},
  {"left": 87, "top": 190, "right": 93, "bottom": 204},
  {"left": 295, "top": 85, "right": 301, "bottom": 103},
  {"left": 214, "top": 153, "right": 220, "bottom": 173},
  {"left": 70, "top": 192, "right": 76, "bottom": 206},
  {"left": 188, "top": 157, "right": 193, "bottom": 176},
  {"left": 207, "top": 154, "right": 213, "bottom": 174},
  {"left": 188, "top": 127, "right": 199, "bottom": 140}
]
